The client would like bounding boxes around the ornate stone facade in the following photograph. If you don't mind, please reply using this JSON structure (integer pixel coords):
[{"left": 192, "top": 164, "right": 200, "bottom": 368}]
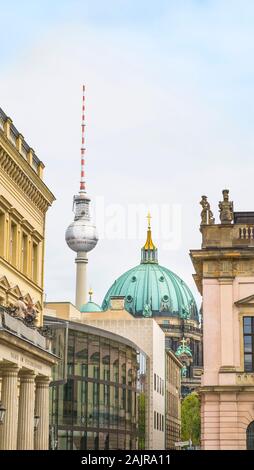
[
  {"left": 191, "top": 190, "right": 254, "bottom": 450},
  {"left": 0, "top": 108, "right": 55, "bottom": 325},
  {"left": 0, "top": 310, "right": 57, "bottom": 449}
]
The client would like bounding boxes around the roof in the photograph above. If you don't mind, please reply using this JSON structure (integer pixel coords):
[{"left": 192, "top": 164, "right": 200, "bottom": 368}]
[
  {"left": 80, "top": 301, "right": 102, "bottom": 313},
  {"left": 102, "top": 262, "right": 199, "bottom": 320}
]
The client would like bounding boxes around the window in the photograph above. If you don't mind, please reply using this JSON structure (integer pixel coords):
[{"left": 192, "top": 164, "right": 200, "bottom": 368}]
[
  {"left": 243, "top": 317, "right": 254, "bottom": 372},
  {"left": 0, "top": 212, "right": 4, "bottom": 257},
  {"left": 247, "top": 421, "right": 254, "bottom": 450},
  {"left": 154, "top": 411, "right": 156, "bottom": 429},
  {"left": 154, "top": 373, "right": 156, "bottom": 391},
  {"left": 9, "top": 222, "right": 17, "bottom": 265},
  {"left": 21, "top": 233, "right": 28, "bottom": 274},
  {"left": 31, "top": 242, "right": 38, "bottom": 282}
]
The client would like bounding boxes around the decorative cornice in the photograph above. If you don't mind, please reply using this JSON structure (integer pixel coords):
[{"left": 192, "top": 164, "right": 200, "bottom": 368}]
[
  {"left": 0, "top": 139, "right": 55, "bottom": 214},
  {"left": 21, "top": 218, "right": 34, "bottom": 233},
  {"left": 199, "top": 385, "right": 254, "bottom": 393},
  {"left": 235, "top": 295, "right": 254, "bottom": 307}
]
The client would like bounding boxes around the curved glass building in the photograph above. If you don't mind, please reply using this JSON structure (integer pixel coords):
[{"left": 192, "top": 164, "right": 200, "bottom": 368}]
[{"left": 46, "top": 317, "right": 148, "bottom": 450}]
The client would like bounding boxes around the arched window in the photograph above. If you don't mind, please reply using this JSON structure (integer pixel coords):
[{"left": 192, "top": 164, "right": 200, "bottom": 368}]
[{"left": 247, "top": 421, "right": 254, "bottom": 450}]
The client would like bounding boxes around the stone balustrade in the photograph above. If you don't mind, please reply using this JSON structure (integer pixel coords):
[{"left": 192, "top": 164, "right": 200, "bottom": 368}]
[
  {"left": 239, "top": 226, "right": 254, "bottom": 240},
  {"left": 0, "top": 308, "right": 49, "bottom": 350}
]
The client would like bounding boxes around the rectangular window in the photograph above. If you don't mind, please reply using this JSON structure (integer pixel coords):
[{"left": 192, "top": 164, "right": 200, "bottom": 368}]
[
  {"left": 0, "top": 212, "right": 4, "bottom": 257},
  {"left": 9, "top": 222, "right": 17, "bottom": 265},
  {"left": 21, "top": 233, "right": 28, "bottom": 274},
  {"left": 31, "top": 242, "right": 38, "bottom": 282},
  {"left": 154, "top": 411, "right": 156, "bottom": 429},
  {"left": 162, "top": 415, "right": 164, "bottom": 432},
  {"left": 154, "top": 373, "right": 156, "bottom": 391},
  {"left": 156, "top": 412, "right": 159, "bottom": 430},
  {"left": 243, "top": 317, "right": 254, "bottom": 372}
]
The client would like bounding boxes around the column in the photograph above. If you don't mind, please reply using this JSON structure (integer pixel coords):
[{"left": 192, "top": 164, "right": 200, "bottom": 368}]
[
  {"left": 34, "top": 376, "right": 50, "bottom": 450},
  {"left": 17, "top": 371, "right": 36, "bottom": 450},
  {"left": 0, "top": 365, "right": 19, "bottom": 450},
  {"left": 219, "top": 279, "right": 234, "bottom": 368},
  {"left": 75, "top": 251, "right": 88, "bottom": 309}
]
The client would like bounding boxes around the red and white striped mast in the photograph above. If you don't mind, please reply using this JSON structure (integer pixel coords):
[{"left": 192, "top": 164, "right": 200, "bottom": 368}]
[{"left": 80, "top": 84, "right": 86, "bottom": 192}]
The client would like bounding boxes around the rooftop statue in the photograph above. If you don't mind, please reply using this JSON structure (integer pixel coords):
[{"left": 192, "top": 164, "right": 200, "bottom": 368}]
[
  {"left": 200, "top": 195, "right": 215, "bottom": 225},
  {"left": 219, "top": 189, "right": 233, "bottom": 224},
  {"left": 181, "top": 364, "right": 187, "bottom": 378},
  {"left": 180, "top": 305, "right": 191, "bottom": 320}
]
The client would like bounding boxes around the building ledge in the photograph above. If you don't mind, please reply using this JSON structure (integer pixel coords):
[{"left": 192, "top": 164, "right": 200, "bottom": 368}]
[{"left": 0, "top": 306, "right": 50, "bottom": 351}]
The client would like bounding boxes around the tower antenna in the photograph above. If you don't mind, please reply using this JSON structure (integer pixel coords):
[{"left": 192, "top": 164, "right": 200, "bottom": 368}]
[{"left": 80, "top": 84, "right": 86, "bottom": 191}]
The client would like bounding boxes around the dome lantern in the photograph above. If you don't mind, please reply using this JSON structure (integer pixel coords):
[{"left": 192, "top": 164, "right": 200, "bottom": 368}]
[{"left": 141, "top": 212, "right": 158, "bottom": 264}]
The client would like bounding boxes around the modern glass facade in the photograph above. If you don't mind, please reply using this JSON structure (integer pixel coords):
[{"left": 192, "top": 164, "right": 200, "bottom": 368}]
[{"left": 46, "top": 318, "right": 147, "bottom": 450}]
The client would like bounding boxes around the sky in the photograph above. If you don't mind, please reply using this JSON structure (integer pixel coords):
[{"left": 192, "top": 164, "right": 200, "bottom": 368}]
[{"left": 1, "top": 0, "right": 254, "bottom": 307}]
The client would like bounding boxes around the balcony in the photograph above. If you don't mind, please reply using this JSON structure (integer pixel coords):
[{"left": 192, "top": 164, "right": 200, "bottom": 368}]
[
  {"left": 0, "top": 305, "right": 50, "bottom": 350},
  {"left": 160, "top": 323, "right": 202, "bottom": 335}
]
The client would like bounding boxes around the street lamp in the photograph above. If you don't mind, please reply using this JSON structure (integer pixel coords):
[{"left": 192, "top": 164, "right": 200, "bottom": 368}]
[
  {"left": 0, "top": 402, "right": 6, "bottom": 425},
  {"left": 34, "top": 414, "right": 40, "bottom": 431}
]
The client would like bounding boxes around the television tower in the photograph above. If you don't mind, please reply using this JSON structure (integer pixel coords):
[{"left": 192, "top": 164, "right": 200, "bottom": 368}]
[{"left": 65, "top": 85, "right": 98, "bottom": 309}]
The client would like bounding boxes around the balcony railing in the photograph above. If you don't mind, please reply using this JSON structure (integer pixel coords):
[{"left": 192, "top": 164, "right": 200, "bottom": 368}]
[
  {"left": 0, "top": 305, "right": 49, "bottom": 350},
  {"left": 160, "top": 323, "right": 202, "bottom": 335},
  {"left": 239, "top": 226, "right": 254, "bottom": 240}
]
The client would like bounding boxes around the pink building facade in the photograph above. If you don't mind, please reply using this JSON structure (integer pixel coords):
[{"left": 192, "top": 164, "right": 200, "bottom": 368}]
[{"left": 191, "top": 191, "right": 254, "bottom": 450}]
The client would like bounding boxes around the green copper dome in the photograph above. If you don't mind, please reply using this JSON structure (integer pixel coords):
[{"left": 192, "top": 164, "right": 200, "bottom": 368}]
[
  {"left": 80, "top": 301, "right": 102, "bottom": 313},
  {"left": 80, "top": 289, "right": 102, "bottom": 313},
  {"left": 102, "top": 216, "right": 198, "bottom": 321}
]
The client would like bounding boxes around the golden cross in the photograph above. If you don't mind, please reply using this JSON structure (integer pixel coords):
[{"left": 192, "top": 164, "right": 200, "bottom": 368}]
[
  {"left": 147, "top": 212, "right": 151, "bottom": 229},
  {"left": 180, "top": 337, "right": 187, "bottom": 348},
  {"left": 88, "top": 287, "right": 93, "bottom": 302}
]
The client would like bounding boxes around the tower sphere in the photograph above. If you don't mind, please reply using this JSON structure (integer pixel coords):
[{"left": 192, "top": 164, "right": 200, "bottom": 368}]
[
  {"left": 65, "top": 192, "right": 98, "bottom": 253},
  {"left": 65, "top": 218, "right": 98, "bottom": 253}
]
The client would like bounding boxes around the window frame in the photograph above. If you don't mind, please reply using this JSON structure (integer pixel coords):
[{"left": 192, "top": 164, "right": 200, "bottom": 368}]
[{"left": 243, "top": 316, "right": 254, "bottom": 372}]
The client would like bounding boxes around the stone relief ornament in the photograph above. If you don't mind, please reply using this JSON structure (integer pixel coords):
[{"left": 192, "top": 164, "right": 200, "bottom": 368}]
[
  {"left": 143, "top": 302, "right": 152, "bottom": 317},
  {"left": 200, "top": 195, "right": 215, "bottom": 225},
  {"left": 219, "top": 189, "right": 233, "bottom": 224}
]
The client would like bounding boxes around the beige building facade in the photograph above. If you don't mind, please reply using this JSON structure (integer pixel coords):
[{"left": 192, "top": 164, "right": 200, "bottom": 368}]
[
  {"left": 0, "top": 107, "right": 55, "bottom": 325},
  {"left": 165, "top": 349, "right": 182, "bottom": 449},
  {"left": 0, "top": 310, "right": 57, "bottom": 449},
  {"left": 0, "top": 106, "right": 57, "bottom": 450},
  {"left": 191, "top": 190, "right": 254, "bottom": 450}
]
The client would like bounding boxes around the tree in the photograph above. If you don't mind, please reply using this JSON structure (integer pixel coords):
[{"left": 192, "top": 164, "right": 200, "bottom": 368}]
[{"left": 181, "top": 392, "right": 201, "bottom": 446}]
